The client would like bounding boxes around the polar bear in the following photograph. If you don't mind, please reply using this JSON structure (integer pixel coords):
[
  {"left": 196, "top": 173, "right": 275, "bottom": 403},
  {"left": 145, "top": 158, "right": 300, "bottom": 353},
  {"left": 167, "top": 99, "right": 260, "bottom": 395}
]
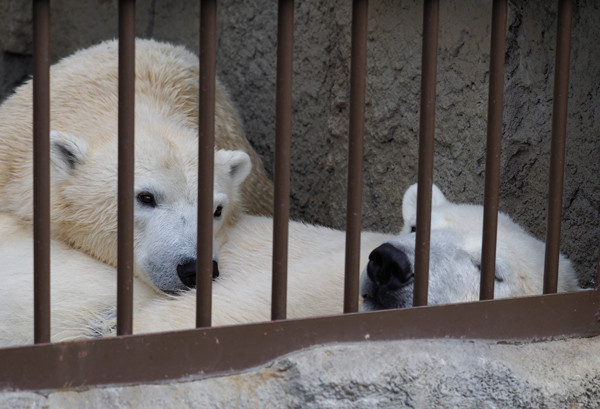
[
  {"left": 92, "top": 215, "right": 393, "bottom": 334},
  {"left": 360, "top": 183, "right": 582, "bottom": 310},
  {"left": 0, "top": 149, "right": 251, "bottom": 347},
  {"left": 0, "top": 39, "right": 268, "bottom": 292},
  {"left": 92, "top": 184, "right": 581, "bottom": 335},
  {"left": 0, "top": 212, "right": 152, "bottom": 346}
]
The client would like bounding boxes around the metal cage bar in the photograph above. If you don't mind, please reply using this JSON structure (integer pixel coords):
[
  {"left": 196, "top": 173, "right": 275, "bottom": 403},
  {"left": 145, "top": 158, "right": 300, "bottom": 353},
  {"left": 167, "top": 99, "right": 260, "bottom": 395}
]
[
  {"left": 543, "top": 0, "right": 574, "bottom": 294},
  {"left": 271, "top": 0, "right": 294, "bottom": 321},
  {"left": 413, "top": 0, "right": 439, "bottom": 307},
  {"left": 343, "top": 0, "right": 368, "bottom": 314},
  {"left": 197, "top": 0, "right": 217, "bottom": 328},
  {"left": 116, "top": 0, "right": 136, "bottom": 336},
  {"left": 32, "top": 0, "right": 51, "bottom": 344},
  {"left": 480, "top": 0, "right": 508, "bottom": 300}
]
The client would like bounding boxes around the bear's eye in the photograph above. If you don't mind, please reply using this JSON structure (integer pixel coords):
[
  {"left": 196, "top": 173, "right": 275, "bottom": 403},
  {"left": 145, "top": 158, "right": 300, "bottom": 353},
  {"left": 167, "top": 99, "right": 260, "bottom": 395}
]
[
  {"left": 472, "top": 260, "right": 504, "bottom": 283},
  {"left": 213, "top": 205, "right": 223, "bottom": 218},
  {"left": 137, "top": 192, "right": 157, "bottom": 208},
  {"left": 410, "top": 225, "right": 416, "bottom": 233}
]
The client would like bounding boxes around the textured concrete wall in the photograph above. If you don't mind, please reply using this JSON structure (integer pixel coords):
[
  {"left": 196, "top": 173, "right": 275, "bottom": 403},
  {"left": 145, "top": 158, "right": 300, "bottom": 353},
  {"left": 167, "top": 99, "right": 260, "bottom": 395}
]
[
  {"left": 2, "top": 336, "right": 600, "bottom": 408},
  {"left": 0, "top": 1, "right": 598, "bottom": 405},
  {"left": 0, "top": 0, "right": 597, "bottom": 286}
]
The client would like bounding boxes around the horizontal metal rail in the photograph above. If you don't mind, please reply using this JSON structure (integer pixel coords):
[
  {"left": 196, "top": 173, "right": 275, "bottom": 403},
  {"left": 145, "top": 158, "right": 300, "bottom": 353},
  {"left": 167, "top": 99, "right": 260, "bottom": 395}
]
[{"left": 0, "top": 290, "right": 597, "bottom": 391}]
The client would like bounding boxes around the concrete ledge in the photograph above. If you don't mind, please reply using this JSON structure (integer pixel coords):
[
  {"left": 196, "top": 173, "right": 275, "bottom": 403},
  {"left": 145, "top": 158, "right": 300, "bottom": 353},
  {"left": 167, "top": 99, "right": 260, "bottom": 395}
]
[{"left": 2, "top": 335, "right": 598, "bottom": 408}]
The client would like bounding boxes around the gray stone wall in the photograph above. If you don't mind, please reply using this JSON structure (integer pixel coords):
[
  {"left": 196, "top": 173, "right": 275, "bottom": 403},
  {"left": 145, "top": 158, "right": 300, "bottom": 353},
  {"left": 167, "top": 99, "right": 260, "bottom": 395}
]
[{"left": 0, "top": 0, "right": 597, "bottom": 286}]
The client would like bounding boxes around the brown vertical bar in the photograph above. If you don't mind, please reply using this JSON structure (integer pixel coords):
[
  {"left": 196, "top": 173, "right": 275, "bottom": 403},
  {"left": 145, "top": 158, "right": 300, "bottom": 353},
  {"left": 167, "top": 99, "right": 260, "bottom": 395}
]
[
  {"left": 117, "top": 0, "right": 135, "bottom": 336},
  {"left": 597, "top": 244, "right": 599, "bottom": 290},
  {"left": 197, "top": 0, "right": 217, "bottom": 328},
  {"left": 543, "top": 0, "right": 573, "bottom": 294},
  {"left": 344, "top": 0, "right": 368, "bottom": 314},
  {"left": 271, "top": 0, "right": 294, "bottom": 321},
  {"left": 413, "top": 0, "right": 439, "bottom": 307},
  {"left": 480, "top": 0, "right": 508, "bottom": 300},
  {"left": 32, "top": 0, "right": 51, "bottom": 344}
]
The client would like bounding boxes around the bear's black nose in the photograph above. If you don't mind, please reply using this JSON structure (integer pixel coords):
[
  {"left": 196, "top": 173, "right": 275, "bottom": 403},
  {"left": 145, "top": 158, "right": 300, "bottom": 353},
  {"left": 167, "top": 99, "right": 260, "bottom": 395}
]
[
  {"left": 177, "top": 259, "right": 220, "bottom": 288},
  {"left": 212, "top": 260, "right": 220, "bottom": 278},
  {"left": 367, "top": 243, "right": 413, "bottom": 289}
]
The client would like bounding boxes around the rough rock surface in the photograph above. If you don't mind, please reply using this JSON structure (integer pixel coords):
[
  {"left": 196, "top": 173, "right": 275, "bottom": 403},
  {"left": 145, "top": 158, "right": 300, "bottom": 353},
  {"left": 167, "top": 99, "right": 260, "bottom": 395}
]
[
  {"left": 0, "top": 0, "right": 597, "bottom": 286},
  {"left": 1, "top": 336, "right": 599, "bottom": 408},
  {"left": 0, "top": 1, "right": 598, "bottom": 404}
]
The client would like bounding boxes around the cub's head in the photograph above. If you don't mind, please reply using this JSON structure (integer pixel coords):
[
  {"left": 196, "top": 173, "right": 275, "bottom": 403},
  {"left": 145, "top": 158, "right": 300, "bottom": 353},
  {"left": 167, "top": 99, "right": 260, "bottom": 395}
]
[
  {"left": 49, "top": 129, "right": 251, "bottom": 293},
  {"left": 360, "top": 183, "right": 580, "bottom": 310}
]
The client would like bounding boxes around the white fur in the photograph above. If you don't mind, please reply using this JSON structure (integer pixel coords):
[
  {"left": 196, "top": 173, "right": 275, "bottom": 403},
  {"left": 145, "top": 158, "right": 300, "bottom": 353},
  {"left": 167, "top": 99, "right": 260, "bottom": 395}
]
[
  {"left": 121, "top": 183, "right": 581, "bottom": 334},
  {"left": 0, "top": 39, "right": 268, "bottom": 293},
  {"left": 0, "top": 212, "right": 155, "bottom": 346},
  {"left": 360, "top": 183, "right": 582, "bottom": 310},
  {"left": 100, "top": 216, "right": 393, "bottom": 333},
  {"left": 0, "top": 149, "right": 250, "bottom": 347}
]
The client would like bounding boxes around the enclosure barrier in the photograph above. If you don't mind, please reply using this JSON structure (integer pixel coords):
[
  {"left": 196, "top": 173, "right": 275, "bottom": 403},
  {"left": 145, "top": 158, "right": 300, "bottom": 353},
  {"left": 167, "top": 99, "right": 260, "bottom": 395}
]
[
  {"left": 117, "top": 0, "right": 135, "bottom": 337},
  {"left": 0, "top": 0, "right": 598, "bottom": 391}
]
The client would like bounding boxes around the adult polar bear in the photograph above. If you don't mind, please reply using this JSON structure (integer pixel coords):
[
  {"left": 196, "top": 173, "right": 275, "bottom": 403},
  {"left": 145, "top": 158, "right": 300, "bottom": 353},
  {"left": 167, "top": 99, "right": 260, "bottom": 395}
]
[
  {"left": 0, "top": 149, "right": 251, "bottom": 347},
  {"left": 95, "top": 184, "right": 580, "bottom": 335},
  {"left": 0, "top": 39, "right": 272, "bottom": 292}
]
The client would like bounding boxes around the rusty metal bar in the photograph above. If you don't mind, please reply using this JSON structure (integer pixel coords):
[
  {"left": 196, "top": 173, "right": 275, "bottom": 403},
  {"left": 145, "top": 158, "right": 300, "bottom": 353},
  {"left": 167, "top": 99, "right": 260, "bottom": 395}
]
[
  {"left": 543, "top": 0, "right": 573, "bottom": 294},
  {"left": 32, "top": 0, "right": 51, "bottom": 344},
  {"left": 271, "top": 0, "right": 294, "bottom": 321},
  {"left": 197, "top": 0, "right": 217, "bottom": 328},
  {"left": 480, "top": 0, "right": 508, "bottom": 301},
  {"left": 116, "top": 0, "right": 136, "bottom": 336},
  {"left": 1, "top": 289, "right": 597, "bottom": 391},
  {"left": 413, "top": 0, "right": 439, "bottom": 307},
  {"left": 344, "top": 0, "right": 369, "bottom": 314}
]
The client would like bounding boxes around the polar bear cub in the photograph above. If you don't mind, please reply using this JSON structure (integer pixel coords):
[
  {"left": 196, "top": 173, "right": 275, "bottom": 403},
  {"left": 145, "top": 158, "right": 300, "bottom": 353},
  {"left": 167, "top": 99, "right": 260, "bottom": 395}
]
[
  {"left": 0, "top": 149, "right": 251, "bottom": 347},
  {"left": 360, "top": 183, "right": 581, "bottom": 310}
]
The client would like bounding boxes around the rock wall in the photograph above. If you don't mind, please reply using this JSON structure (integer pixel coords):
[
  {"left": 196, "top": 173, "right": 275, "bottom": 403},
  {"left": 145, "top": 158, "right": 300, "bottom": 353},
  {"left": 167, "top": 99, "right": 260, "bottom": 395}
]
[
  {"left": 0, "top": 0, "right": 597, "bottom": 285},
  {"left": 0, "top": 1, "right": 598, "bottom": 405}
]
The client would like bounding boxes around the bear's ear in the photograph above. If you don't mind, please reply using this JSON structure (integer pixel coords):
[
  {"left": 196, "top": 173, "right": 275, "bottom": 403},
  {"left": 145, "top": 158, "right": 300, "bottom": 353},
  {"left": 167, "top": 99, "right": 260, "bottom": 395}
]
[
  {"left": 50, "top": 130, "right": 88, "bottom": 180},
  {"left": 402, "top": 183, "right": 448, "bottom": 217},
  {"left": 215, "top": 149, "right": 252, "bottom": 188},
  {"left": 431, "top": 184, "right": 448, "bottom": 208},
  {"left": 402, "top": 183, "right": 449, "bottom": 232},
  {"left": 401, "top": 183, "right": 419, "bottom": 223}
]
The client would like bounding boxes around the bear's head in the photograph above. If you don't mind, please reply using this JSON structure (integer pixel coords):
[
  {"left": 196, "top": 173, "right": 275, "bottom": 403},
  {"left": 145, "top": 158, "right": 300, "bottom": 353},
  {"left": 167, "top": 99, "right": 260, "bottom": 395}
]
[
  {"left": 49, "top": 127, "right": 251, "bottom": 293},
  {"left": 360, "top": 183, "right": 580, "bottom": 310}
]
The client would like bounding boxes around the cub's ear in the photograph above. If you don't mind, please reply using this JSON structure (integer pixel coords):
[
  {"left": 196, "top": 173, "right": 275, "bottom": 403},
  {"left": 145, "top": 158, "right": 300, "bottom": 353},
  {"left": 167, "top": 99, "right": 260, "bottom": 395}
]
[
  {"left": 50, "top": 130, "right": 88, "bottom": 181},
  {"left": 401, "top": 183, "right": 419, "bottom": 223},
  {"left": 401, "top": 183, "right": 449, "bottom": 233},
  {"left": 431, "top": 184, "right": 448, "bottom": 208},
  {"left": 402, "top": 183, "right": 448, "bottom": 218},
  {"left": 215, "top": 149, "right": 252, "bottom": 188}
]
